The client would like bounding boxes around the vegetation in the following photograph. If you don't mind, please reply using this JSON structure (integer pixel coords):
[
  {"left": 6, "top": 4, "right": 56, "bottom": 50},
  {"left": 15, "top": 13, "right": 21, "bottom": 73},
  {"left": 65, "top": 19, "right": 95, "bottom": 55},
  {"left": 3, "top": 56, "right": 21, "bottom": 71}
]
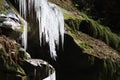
[
  {"left": 0, "top": 0, "right": 6, "bottom": 13},
  {"left": 0, "top": 36, "right": 29, "bottom": 80},
  {"left": 65, "top": 13, "right": 120, "bottom": 50},
  {"left": 49, "top": 0, "right": 76, "bottom": 11},
  {"left": 66, "top": 21, "right": 120, "bottom": 80},
  {"left": 71, "top": 0, "right": 120, "bottom": 33}
]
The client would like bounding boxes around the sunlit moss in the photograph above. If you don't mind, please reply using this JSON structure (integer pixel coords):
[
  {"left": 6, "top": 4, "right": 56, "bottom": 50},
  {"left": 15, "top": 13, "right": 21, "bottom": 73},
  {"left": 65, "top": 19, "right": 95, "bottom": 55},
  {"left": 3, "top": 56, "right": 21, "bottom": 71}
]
[
  {"left": 65, "top": 12, "right": 120, "bottom": 50},
  {"left": 0, "top": 0, "right": 6, "bottom": 14}
]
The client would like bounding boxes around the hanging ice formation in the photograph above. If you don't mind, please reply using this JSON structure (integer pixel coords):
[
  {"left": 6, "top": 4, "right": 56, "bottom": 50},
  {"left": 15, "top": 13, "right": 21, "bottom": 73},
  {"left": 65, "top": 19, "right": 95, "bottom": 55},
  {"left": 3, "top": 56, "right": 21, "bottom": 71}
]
[
  {"left": 16, "top": 0, "right": 64, "bottom": 59},
  {"left": 13, "top": 0, "right": 27, "bottom": 51},
  {"left": 21, "top": 19, "right": 27, "bottom": 51}
]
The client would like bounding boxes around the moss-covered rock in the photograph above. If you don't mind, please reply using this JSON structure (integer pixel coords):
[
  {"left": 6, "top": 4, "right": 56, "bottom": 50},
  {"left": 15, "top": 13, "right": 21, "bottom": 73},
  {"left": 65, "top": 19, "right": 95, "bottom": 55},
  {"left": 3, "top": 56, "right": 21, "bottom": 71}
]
[
  {"left": 0, "top": 36, "right": 30, "bottom": 80},
  {"left": 0, "top": 0, "right": 25, "bottom": 40},
  {"left": 58, "top": 7, "right": 120, "bottom": 80},
  {"left": 57, "top": 23, "right": 120, "bottom": 80},
  {"left": 65, "top": 12, "right": 120, "bottom": 51},
  {"left": 0, "top": 0, "right": 30, "bottom": 79}
]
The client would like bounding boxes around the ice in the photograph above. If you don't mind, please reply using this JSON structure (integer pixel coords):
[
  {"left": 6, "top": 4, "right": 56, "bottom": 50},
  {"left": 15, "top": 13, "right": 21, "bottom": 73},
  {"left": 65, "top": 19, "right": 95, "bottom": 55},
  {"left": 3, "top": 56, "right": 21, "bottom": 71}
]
[{"left": 16, "top": 0, "right": 64, "bottom": 59}]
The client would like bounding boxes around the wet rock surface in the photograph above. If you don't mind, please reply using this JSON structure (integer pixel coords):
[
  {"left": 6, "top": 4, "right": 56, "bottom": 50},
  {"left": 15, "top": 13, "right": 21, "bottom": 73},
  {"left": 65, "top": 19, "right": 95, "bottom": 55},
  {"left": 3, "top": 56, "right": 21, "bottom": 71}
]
[
  {"left": 0, "top": 13, "right": 20, "bottom": 31},
  {"left": 21, "top": 59, "right": 56, "bottom": 80},
  {"left": 0, "top": 0, "right": 23, "bottom": 40}
]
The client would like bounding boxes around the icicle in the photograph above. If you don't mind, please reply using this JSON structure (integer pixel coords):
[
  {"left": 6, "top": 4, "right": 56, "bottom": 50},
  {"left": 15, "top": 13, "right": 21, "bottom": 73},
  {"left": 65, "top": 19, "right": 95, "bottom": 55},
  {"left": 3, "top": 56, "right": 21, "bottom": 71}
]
[
  {"left": 34, "top": 0, "right": 64, "bottom": 59},
  {"left": 8, "top": 0, "right": 28, "bottom": 51},
  {"left": 16, "top": 0, "right": 64, "bottom": 59},
  {"left": 15, "top": 0, "right": 27, "bottom": 50},
  {"left": 16, "top": 14, "right": 28, "bottom": 51},
  {"left": 48, "top": 2, "right": 64, "bottom": 47},
  {"left": 21, "top": 20, "right": 27, "bottom": 51},
  {"left": 28, "top": 0, "right": 34, "bottom": 14},
  {"left": 19, "top": 0, "right": 27, "bottom": 19}
]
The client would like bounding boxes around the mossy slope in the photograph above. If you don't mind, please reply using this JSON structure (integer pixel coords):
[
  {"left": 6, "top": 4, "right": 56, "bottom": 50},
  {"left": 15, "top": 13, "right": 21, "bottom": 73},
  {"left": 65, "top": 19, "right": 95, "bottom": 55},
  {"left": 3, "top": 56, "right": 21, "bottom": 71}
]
[
  {"left": 65, "top": 12, "right": 120, "bottom": 51},
  {"left": 64, "top": 20, "right": 120, "bottom": 80},
  {"left": 49, "top": 0, "right": 120, "bottom": 80}
]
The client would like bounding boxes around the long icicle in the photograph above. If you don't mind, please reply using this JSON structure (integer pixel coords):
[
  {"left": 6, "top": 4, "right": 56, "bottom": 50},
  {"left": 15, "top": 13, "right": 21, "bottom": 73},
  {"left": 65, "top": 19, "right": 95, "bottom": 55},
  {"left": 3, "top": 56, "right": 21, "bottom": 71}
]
[
  {"left": 21, "top": 20, "right": 27, "bottom": 50},
  {"left": 16, "top": 0, "right": 27, "bottom": 50}
]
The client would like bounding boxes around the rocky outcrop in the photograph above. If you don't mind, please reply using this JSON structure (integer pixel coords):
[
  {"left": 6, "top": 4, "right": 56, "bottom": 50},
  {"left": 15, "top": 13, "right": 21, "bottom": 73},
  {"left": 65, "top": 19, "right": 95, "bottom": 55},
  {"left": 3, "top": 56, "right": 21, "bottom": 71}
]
[
  {"left": 0, "top": 1, "right": 56, "bottom": 80},
  {"left": 0, "top": 36, "right": 55, "bottom": 80},
  {"left": 56, "top": 8, "right": 120, "bottom": 80},
  {"left": 56, "top": 23, "right": 120, "bottom": 80},
  {"left": 21, "top": 59, "right": 56, "bottom": 80},
  {"left": 0, "top": 36, "right": 30, "bottom": 80},
  {"left": 0, "top": 1, "right": 28, "bottom": 80},
  {"left": 46, "top": 1, "right": 120, "bottom": 79},
  {"left": 0, "top": 0, "right": 23, "bottom": 40}
]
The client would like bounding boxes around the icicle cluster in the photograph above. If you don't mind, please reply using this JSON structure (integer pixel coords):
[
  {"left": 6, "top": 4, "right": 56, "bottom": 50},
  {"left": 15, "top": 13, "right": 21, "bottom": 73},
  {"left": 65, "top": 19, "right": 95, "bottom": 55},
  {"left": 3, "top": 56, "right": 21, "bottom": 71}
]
[{"left": 16, "top": 0, "right": 64, "bottom": 59}]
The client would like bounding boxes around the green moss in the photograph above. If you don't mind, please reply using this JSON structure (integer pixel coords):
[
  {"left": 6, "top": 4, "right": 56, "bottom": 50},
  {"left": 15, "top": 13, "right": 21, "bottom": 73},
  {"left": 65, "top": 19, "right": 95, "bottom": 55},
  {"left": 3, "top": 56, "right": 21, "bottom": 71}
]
[
  {"left": 66, "top": 12, "right": 120, "bottom": 50},
  {"left": 66, "top": 13, "right": 120, "bottom": 80},
  {"left": 88, "top": 56, "right": 95, "bottom": 65},
  {"left": 66, "top": 26, "right": 86, "bottom": 49},
  {"left": 64, "top": 13, "right": 75, "bottom": 19},
  {"left": 0, "top": 36, "right": 27, "bottom": 80},
  {"left": 49, "top": 0, "right": 77, "bottom": 11},
  {"left": 84, "top": 16, "right": 120, "bottom": 50},
  {"left": 0, "top": 0, "right": 6, "bottom": 14},
  {"left": 102, "top": 59, "right": 118, "bottom": 80},
  {"left": 95, "top": 58, "right": 120, "bottom": 80},
  {"left": 64, "top": 13, "right": 83, "bottom": 20},
  {"left": 65, "top": 19, "right": 82, "bottom": 32}
]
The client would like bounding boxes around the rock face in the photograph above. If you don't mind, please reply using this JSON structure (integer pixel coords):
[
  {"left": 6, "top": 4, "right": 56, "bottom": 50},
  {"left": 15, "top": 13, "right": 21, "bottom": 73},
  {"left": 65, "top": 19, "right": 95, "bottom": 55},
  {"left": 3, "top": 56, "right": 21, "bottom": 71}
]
[
  {"left": 0, "top": 2, "right": 27, "bottom": 80},
  {"left": 0, "top": 36, "right": 29, "bottom": 80},
  {"left": 0, "top": 13, "right": 20, "bottom": 30},
  {"left": 57, "top": 30, "right": 120, "bottom": 80},
  {"left": 0, "top": 1, "right": 56, "bottom": 80},
  {"left": 48, "top": 1, "right": 120, "bottom": 80},
  {"left": 21, "top": 59, "right": 56, "bottom": 80},
  {"left": 0, "top": 36, "right": 55, "bottom": 80},
  {"left": 0, "top": 0, "right": 23, "bottom": 40},
  {"left": 56, "top": 6, "right": 120, "bottom": 80},
  {"left": 0, "top": 13, "right": 22, "bottom": 39}
]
